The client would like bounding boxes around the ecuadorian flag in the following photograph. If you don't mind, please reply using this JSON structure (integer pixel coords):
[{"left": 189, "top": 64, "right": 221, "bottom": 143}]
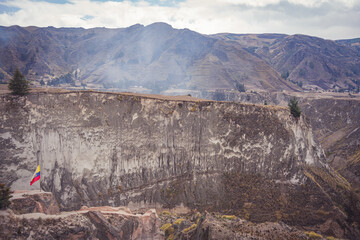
[{"left": 30, "top": 165, "right": 40, "bottom": 186}]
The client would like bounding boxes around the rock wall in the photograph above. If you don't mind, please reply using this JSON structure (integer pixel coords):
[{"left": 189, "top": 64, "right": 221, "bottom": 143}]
[{"left": 1, "top": 90, "right": 358, "bottom": 238}]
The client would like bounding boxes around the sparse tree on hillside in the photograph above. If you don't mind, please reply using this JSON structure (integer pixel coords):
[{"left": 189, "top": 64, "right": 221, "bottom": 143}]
[
  {"left": 281, "top": 71, "right": 289, "bottom": 80},
  {"left": 288, "top": 97, "right": 301, "bottom": 118},
  {"left": 8, "top": 69, "right": 29, "bottom": 96},
  {"left": 0, "top": 183, "right": 13, "bottom": 210},
  {"left": 236, "top": 82, "right": 246, "bottom": 92}
]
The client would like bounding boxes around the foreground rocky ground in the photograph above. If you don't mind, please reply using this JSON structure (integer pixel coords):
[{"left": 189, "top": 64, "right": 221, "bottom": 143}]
[
  {"left": 0, "top": 191, "right": 346, "bottom": 239},
  {"left": 1, "top": 191, "right": 161, "bottom": 239}
]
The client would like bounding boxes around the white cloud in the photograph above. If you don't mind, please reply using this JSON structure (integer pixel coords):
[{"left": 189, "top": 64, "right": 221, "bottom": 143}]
[{"left": 0, "top": 0, "right": 359, "bottom": 39}]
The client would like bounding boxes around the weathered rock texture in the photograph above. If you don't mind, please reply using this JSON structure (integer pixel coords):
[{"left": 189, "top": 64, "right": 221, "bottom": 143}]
[
  {"left": 0, "top": 203, "right": 161, "bottom": 239},
  {"left": 10, "top": 190, "right": 60, "bottom": 215},
  {"left": 0, "top": 90, "right": 358, "bottom": 238}
]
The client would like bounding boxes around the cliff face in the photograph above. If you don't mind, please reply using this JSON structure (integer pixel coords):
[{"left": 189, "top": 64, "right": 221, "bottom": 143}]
[{"left": 0, "top": 91, "right": 357, "bottom": 238}]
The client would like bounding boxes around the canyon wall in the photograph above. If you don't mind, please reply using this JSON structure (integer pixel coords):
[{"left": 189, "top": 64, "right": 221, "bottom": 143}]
[{"left": 0, "top": 91, "right": 357, "bottom": 238}]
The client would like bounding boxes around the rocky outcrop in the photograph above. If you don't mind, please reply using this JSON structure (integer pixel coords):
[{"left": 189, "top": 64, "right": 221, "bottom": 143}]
[
  {"left": 0, "top": 191, "right": 342, "bottom": 240},
  {"left": 0, "top": 90, "right": 358, "bottom": 238},
  {"left": 1, "top": 192, "right": 161, "bottom": 240},
  {"left": 10, "top": 190, "right": 60, "bottom": 215}
]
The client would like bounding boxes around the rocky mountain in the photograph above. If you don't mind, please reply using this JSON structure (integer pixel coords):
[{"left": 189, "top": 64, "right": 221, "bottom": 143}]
[
  {"left": 0, "top": 23, "right": 297, "bottom": 93},
  {"left": 1, "top": 23, "right": 359, "bottom": 93},
  {"left": 337, "top": 38, "right": 360, "bottom": 54},
  {"left": 215, "top": 33, "right": 360, "bottom": 91},
  {"left": 0, "top": 89, "right": 359, "bottom": 239}
]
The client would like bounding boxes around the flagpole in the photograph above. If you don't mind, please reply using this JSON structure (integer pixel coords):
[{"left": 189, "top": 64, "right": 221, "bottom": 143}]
[{"left": 39, "top": 164, "right": 41, "bottom": 193}]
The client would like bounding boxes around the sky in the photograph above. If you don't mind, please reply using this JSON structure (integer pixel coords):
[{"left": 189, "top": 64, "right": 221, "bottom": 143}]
[{"left": 0, "top": 0, "right": 359, "bottom": 40}]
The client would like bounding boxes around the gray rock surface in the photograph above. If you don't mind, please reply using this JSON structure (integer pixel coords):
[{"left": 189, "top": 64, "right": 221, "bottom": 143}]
[
  {"left": 0, "top": 91, "right": 323, "bottom": 210},
  {"left": 2, "top": 90, "right": 358, "bottom": 238}
]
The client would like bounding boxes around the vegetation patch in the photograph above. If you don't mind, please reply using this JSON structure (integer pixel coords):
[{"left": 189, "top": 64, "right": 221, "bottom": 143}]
[
  {"left": 174, "top": 218, "right": 185, "bottom": 225},
  {"left": 305, "top": 231, "right": 323, "bottom": 239},
  {"left": 161, "top": 210, "right": 172, "bottom": 216},
  {"left": 221, "top": 215, "right": 236, "bottom": 220},
  {"left": 0, "top": 183, "right": 13, "bottom": 209},
  {"left": 182, "top": 223, "right": 197, "bottom": 234},
  {"left": 190, "top": 104, "right": 197, "bottom": 112},
  {"left": 160, "top": 223, "right": 173, "bottom": 232},
  {"left": 8, "top": 69, "right": 29, "bottom": 96}
]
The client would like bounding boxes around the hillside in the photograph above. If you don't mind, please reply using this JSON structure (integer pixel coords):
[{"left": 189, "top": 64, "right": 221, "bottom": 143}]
[
  {"left": 0, "top": 23, "right": 297, "bottom": 93},
  {"left": 1, "top": 23, "right": 359, "bottom": 93},
  {"left": 215, "top": 33, "right": 360, "bottom": 91}
]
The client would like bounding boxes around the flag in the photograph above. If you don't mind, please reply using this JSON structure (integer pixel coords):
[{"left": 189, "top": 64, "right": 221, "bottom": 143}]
[{"left": 30, "top": 165, "right": 40, "bottom": 186}]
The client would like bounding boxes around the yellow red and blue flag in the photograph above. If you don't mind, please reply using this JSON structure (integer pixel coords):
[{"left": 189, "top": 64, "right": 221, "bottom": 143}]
[{"left": 30, "top": 165, "right": 40, "bottom": 186}]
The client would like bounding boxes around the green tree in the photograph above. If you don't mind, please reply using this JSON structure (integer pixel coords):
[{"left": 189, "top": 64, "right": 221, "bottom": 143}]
[
  {"left": 0, "top": 183, "right": 13, "bottom": 210},
  {"left": 8, "top": 69, "right": 29, "bottom": 96},
  {"left": 288, "top": 97, "right": 301, "bottom": 118},
  {"left": 235, "top": 82, "right": 246, "bottom": 92},
  {"left": 281, "top": 71, "right": 289, "bottom": 80}
]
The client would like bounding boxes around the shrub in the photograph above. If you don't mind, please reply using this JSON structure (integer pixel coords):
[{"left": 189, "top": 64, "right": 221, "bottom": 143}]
[
  {"left": 221, "top": 215, "right": 236, "bottom": 220},
  {"left": 0, "top": 183, "right": 13, "bottom": 209},
  {"left": 288, "top": 97, "right": 301, "bottom": 118},
  {"left": 174, "top": 218, "right": 185, "bottom": 225},
  {"left": 281, "top": 71, "right": 289, "bottom": 79},
  {"left": 161, "top": 210, "right": 172, "bottom": 216},
  {"left": 160, "top": 223, "right": 172, "bottom": 231},
  {"left": 305, "top": 231, "right": 322, "bottom": 239},
  {"left": 236, "top": 82, "right": 246, "bottom": 92},
  {"left": 182, "top": 223, "right": 197, "bottom": 234}
]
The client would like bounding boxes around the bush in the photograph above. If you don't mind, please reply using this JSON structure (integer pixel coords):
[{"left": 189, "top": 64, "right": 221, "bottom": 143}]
[
  {"left": 288, "top": 97, "right": 301, "bottom": 118},
  {"left": 8, "top": 69, "right": 29, "bottom": 96},
  {"left": 0, "top": 183, "right": 13, "bottom": 209},
  {"left": 236, "top": 82, "right": 246, "bottom": 92},
  {"left": 221, "top": 215, "right": 236, "bottom": 220},
  {"left": 281, "top": 71, "right": 289, "bottom": 80},
  {"left": 305, "top": 231, "right": 322, "bottom": 239}
]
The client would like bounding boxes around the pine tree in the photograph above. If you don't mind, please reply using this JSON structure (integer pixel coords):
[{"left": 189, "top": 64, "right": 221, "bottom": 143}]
[
  {"left": 288, "top": 97, "right": 301, "bottom": 118},
  {"left": 8, "top": 69, "right": 29, "bottom": 96},
  {"left": 0, "top": 183, "right": 13, "bottom": 209}
]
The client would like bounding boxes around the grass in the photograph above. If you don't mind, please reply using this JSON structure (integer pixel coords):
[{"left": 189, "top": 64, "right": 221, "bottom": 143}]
[
  {"left": 182, "top": 223, "right": 197, "bottom": 234},
  {"left": 174, "top": 218, "right": 185, "bottom": 225},
  {"left": 161, "top": 210, "right": 172, "bottom": 216},
  {"left": 160, "top": 223, "right": 172, "bottom": 231},
  {"left": 326, "top": 237, "right": 337, "bottom": 240},
  {"left": 221, "top": 215, "right": 236, "bottom": 220},
  {"left": 305, "top": 231, "right": 323, "bottom": 239}
]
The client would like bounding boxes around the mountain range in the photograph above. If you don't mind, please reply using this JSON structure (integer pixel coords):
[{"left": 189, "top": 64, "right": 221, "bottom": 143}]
[{"left": 0, "top": 22, "right": 359, "bottom": 93}]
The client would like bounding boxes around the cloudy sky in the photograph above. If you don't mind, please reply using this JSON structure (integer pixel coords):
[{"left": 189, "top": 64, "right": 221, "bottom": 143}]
[{"left": 0, "top": 0, "right": 359, "bottom": 40}]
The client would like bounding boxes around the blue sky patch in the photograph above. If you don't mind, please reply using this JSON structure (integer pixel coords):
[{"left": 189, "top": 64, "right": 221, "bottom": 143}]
[
  {"left": 0, "top": 4, "right": 20, "bottom": 14},
  {"left": 81, "top": 15, "right": 95, "bottom": 21},
  {"left": 90, "top": 0, "right": 184, "bottom": 7},
  {"left": 31, "top": 0, "right": 71, "bottom": 3}
]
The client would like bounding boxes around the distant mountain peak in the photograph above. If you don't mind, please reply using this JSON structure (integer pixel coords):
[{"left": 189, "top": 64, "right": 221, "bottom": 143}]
[{"left": 0, "top": 24, "right": 359, "bottom": 93}]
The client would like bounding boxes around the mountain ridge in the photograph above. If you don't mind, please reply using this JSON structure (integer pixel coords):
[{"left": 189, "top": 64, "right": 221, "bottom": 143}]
[{"left": 0, "top": 23, "right": 359, "bottom": 93}]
